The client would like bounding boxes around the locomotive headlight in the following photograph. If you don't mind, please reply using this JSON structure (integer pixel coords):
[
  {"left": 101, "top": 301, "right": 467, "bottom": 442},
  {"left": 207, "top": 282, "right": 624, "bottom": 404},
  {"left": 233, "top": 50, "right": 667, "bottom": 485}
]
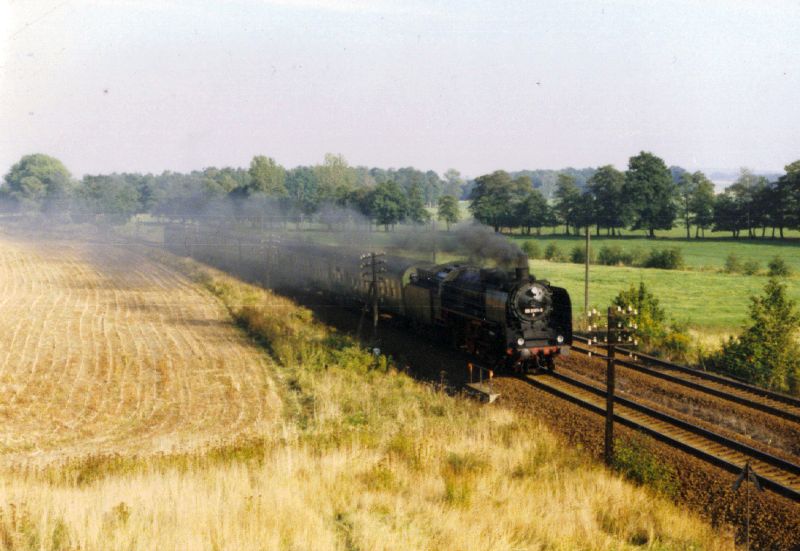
[
  {"left": 517, "top": 337, "right": 525, "bottom": 346},
  {"left": 557, "top": 335, "right": 564, "bottom": 344}
]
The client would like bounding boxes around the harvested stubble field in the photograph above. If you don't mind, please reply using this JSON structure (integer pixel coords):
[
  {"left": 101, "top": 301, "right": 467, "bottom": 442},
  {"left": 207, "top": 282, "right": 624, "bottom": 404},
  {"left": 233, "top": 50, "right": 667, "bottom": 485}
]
[
  {"left": 0, "top": 234, "right": 280, "bottom": 461},
  {"left": 0, "top": 231, "right": 736, "bottom": 550}
]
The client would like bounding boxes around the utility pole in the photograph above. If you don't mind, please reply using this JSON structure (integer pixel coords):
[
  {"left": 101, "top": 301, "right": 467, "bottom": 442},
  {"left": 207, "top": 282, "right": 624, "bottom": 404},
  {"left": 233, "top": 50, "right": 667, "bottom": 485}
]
[
  {"left": 584, "top": 224, "right": 590, "bottom": 314},
  {"left": 587, "top": 305, "right": 638, "bottom": 466},
  {"left": 732, "top": 461, "right": 763, "bottom": 551},
  {"left": 359, "top": 252, "right": 386, "bottom": 344}
]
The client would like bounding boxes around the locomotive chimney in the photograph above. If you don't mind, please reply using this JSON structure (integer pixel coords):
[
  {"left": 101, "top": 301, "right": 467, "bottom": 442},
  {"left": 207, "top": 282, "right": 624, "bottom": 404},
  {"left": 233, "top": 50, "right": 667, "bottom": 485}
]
[{"left": 514, "top": 255, "right": 530, "bottom": 280}]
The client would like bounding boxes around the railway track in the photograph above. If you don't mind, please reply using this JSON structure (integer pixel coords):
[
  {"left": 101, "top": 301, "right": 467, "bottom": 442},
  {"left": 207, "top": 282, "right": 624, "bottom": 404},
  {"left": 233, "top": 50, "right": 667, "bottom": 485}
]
[
  {"left": 524, "top": 370, "right": 800, "bottom": 503},
  {"left": 572, "top": 336, "right": 800, "bottom": 424}
]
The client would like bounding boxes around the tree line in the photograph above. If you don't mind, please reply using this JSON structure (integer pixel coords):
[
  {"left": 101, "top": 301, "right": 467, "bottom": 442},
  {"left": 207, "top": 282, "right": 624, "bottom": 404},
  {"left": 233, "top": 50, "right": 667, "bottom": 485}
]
[
  {"left": 0, "top": 153, "right": 465, "bottom": 229},
  {"left": 2, "top": 151, "right": 799, "bottom": 238},
  {"left": 470, "top": 152, "right": 800, "bottom": 239}
]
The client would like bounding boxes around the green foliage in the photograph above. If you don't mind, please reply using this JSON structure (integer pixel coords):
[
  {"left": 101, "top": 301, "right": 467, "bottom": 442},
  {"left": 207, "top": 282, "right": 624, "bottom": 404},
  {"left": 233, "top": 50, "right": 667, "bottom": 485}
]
[
  {"left": 369, "top": 181, "right": 408, "bottom": 229},
  {"left": 588, "top": 165, "right": 628, "bottom": 233},
  {"left": 613, "top": 437, "right": 679, "bottom": 498},
  {"left": 623, "top": 151, "right": 677, "bottom": 237},
  {"left": 611, "top": 282, "right": 690, "bottom": 359},
  {"left": 569, "top": 244, "right": 591, "bottom": 264},
  {"left": 724, "top": 253, "right": 742, "bottom": 274},
  {"left": 544, "top": 242, "right": 564, "bottom": 262},
  {"left": 74, "top": 175, "right": 141, "bottom": 225},
  {"left": 768, "top": 256, "right": 792, "bottom": 277},
  {"left": 3, "top": 153, "right": 73, "bottom": 212},
  {"left": 595, "top": 244, "right": 645, "bottom": 267},
  {"left": 468, "top": 170, "right": 517, "bottom": 231},
  {"left": 437, "top": 195, "right": 460, "bottom": 229},
  {"left": 521, "top": 240, "right": 541, "bottom": 259},
  {"left": 406, "top": 182, "right": 430, "bottom": 224},
  {"left": 642, "top": 248, "right": 684, "bottom": 270},
  {"left": 247, "top": 155, "right": 287, "bottom": 196},
  {"left": 742, "top": 259, "right": 760, "bottom": 276},
  {"left": 708, "top": 278, "right": 800, "bottom": 394}
]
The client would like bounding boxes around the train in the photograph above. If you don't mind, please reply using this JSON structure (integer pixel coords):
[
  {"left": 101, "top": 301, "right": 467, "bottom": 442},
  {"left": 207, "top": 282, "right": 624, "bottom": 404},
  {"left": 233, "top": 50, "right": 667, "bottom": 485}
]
[{"left": 164, "top": 223, "right": 573, "bottom": 371}]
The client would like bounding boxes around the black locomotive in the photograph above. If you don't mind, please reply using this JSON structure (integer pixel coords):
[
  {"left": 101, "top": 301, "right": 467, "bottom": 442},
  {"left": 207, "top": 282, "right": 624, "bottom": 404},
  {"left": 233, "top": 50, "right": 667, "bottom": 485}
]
[{"left": 164, "top": 224, "right": 572, "bottom": 371}]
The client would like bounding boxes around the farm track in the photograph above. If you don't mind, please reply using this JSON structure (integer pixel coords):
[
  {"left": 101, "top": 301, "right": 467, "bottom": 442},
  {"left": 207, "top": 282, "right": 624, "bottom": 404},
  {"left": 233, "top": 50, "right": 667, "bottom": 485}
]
[
  {"left": 524, "top": 370, "right": 800, "bottom": 502},
  {"left": 573, "top": 336, "right": 800, "bottom": 424},
  {"left": 0, "top": 234, "right": 281, "bottom": 465}
]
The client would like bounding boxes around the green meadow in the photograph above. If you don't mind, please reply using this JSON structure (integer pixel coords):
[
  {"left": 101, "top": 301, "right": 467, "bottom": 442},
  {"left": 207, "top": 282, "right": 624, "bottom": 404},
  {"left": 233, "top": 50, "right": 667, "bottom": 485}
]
[{"left": 516, "top": 233, "right": 800, "bottom": 346}]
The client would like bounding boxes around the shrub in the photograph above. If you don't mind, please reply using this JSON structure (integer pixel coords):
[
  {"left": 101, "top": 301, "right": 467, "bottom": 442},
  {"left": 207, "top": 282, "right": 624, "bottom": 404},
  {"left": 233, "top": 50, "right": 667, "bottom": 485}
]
[
  {"left": 742, "top": 259, "right": 760, "bottom": 276},
  {"left": 643, "top": 248, "right": 684, "bottom": 270},
  {"left": 544, "top": 242, "right": 564, "bottom": 262},
  {"left": 569, "top": 245, "right": 589, "bottom": 264},
  {"left": 613, "top": 436, "right": 678, "bottom": 498},
  {"left": 613, "top": 282, "right": 666, "bottom": 350},
  {"left": 706, "top": 278, "right": 800, "bottom": 394},
  {"left": 521, "top": 240, "right": 541, "bottom": 259},
  {"left": 768, "top": 256, "right": 792, "bottom": 277},
  {"left": 662, "top": 321, "right": 691, "bottom": 361},
  {"left": 723, "top": 253, "right": 741, "bottom": 274},
  {"left": 597, "top": 245, "right": 624, "bottom": 266}
]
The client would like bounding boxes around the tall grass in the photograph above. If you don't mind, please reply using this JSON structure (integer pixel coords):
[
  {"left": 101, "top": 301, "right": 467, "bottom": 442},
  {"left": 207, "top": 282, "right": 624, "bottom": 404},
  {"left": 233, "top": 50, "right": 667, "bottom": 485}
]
[{"left": 0, "top": 252, "right": 734, "bottom": 550}]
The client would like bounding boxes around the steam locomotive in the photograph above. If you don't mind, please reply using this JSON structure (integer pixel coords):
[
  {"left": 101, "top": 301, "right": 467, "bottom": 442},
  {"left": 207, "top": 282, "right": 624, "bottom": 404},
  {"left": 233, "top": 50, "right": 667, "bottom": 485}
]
[{"left": 164, "top": 225, "right": 572, "bottom": 371}]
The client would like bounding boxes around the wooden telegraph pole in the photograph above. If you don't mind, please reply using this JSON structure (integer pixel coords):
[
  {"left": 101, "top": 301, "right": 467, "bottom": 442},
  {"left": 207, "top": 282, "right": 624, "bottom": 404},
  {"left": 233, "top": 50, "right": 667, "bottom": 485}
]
[
  {"left": 587, "top": 305, "right": 638, "bottom": 466},
  {"left": 359, "top": 252, "right": 386, "bottom": 344},
  {"left": 584, "top": 225, "right": 590, "bottom": 314}
]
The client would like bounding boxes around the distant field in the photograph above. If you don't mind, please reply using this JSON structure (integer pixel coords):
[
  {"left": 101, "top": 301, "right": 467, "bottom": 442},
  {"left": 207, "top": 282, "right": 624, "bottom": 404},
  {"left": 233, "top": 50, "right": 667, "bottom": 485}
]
[
  {"left": 512, "top": 233, "right": 800, "bottom": 272},
  {"left": 531, "top": 260, "right": 800, "bottom": 340}
]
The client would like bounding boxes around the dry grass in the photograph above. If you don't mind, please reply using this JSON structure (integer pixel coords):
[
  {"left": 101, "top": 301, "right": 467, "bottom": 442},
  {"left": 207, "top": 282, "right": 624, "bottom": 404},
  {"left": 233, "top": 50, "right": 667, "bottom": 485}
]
[
  {"left": 0, "top": 235, "right": 280, "bottom": 462},
  {"left": 0, "top": 234, "right": 734, "bottom": 550}
]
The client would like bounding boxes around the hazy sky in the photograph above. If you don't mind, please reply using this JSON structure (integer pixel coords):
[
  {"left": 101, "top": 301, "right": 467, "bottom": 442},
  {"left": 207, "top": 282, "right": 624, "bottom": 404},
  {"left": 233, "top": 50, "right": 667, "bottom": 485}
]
[{"left": 2, "top": 0, "right": 799, "bottom": 178}]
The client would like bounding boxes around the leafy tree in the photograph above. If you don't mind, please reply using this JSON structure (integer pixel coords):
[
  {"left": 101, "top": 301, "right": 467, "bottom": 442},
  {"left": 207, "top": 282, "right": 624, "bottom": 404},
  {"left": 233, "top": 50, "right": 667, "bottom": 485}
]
[
  {"left": 709, "top": 278, "right": 800, "bottom": 394},
  {"left": 74, "top": 175, "right": 141, "bottom": 225},
  {"left": 725, "top": 168, "right": 769, "bottom": 238},
  {"left": 369, "top": 181, "right": 407, "bottom": 230},
  {"left": 587, "top": 165, "right": 627, "bottom": 235},
  {"left": 676, "top": 172, "right": 696, "bottom": 239},
  {"left": 247, "top": 155, "right": 287, "bottom": 196},
  {"left": 553, "top": 173, "right": 582, "bottom": 235},
  {"left": 406, "top": 181, "right": 430, "bottom": 224},
  {"left": 688, "top": 171, "right": 715, "bottom": 238},
  {"left": 613, "top": 282, "right": 667, "bottom": 349},
  {"left": 314, "top": 153, "right": 357, "bottom": 205},
  {"left": 469, "top": 170, "right": 515, "bottom": 232},
  {"left": 767, "top": 256, "right": 792, "bottom": 277},
  {"left": 774, "top": 160, "right": 800, "bottom": 238},
  {"left": 515, "top": 189, "right": 550, "bottom": 235},
  {"left": 623, "top": 152, "right": 677, "bottom": 237},
  {"left": 437, "top": 195, "right": 460, "bottom": 230},
  {"left": 712, "top": 192, "right": 741, "bottom": 237},
  {"left": 443, "top": 169, "right": 465, "bottom": 198},
  {"left": 2, "top": 153, "right": 73, "bottom": 212}
]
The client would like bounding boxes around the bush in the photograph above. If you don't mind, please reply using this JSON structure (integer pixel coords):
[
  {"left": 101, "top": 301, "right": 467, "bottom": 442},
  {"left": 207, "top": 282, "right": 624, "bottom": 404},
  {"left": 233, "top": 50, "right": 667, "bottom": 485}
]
[
  {"left": 598, "top": 245, "right": 624, "bottom": 266},
  {"left": 723, "top": 253, "right": 741, "bottom": 274},
  {"left": 768, "top": 256, "right": 792, "bottom": 277},
  {"left": 643, "top": 247, "right": 684, "bottom": 270},
  {"left": 662, "top": 321, "right": 691, "bottom": 361},
  {"left": 569, "top": 245, "right": 589, "bottom": 264},
  {"left": 544, "top": 243, "right": 564, "bottom": 262},
  {"left": 521, "top": 240, "right": 541, "bottom": 259},
  {"left": 742, "top": 259, "right": 760, "bottom": 276},
  {"left": 613, "top": 436, "right": 678, "bottom": 498},
  {"left": 613, "top": 282, "right": 667, "bottom": 349},
  {"left": 706, "top": 278, "right": 800, "bottom": 394}
]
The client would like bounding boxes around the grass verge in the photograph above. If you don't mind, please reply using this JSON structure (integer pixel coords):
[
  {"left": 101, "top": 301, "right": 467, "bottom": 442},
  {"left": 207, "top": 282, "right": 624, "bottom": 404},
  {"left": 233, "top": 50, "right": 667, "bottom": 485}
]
[{"left": 1, "top": 249, "right": 734, "bottom": 550}]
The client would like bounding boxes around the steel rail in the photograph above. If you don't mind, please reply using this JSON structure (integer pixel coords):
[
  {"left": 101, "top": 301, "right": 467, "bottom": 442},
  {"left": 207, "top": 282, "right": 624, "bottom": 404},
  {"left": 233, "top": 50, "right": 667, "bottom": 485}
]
[
  {"left": 572, "top": 336, "right": 800, "bottom": 423},
  {"left": 524, "top": 371, "right": 800, "bottom": 503}
]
